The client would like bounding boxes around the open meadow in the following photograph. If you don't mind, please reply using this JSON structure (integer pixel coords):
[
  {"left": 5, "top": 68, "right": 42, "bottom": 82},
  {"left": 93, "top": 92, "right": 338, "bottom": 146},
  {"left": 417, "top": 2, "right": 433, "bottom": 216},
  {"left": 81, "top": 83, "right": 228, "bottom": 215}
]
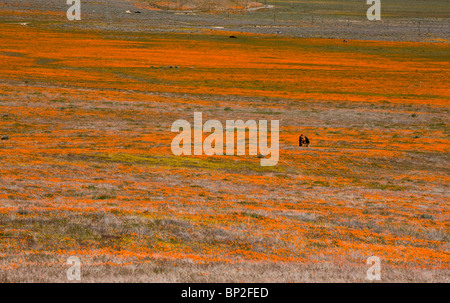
[{"left": 0, "top": 1, "right": 449, "bottom": 282}]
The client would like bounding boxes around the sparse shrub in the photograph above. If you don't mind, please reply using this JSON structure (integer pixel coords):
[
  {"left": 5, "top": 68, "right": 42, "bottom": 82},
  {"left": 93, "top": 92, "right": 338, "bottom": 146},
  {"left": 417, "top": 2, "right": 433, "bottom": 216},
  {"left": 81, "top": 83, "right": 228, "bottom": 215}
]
[
  {"left": 17, "top": 208, "right": 29, "bottom": 216},
  {"left": 94, "top": 194, "right": 116, "bottom": 200},
  {"left": 419, "top": 214, "right": 434, "bottom": 220}
]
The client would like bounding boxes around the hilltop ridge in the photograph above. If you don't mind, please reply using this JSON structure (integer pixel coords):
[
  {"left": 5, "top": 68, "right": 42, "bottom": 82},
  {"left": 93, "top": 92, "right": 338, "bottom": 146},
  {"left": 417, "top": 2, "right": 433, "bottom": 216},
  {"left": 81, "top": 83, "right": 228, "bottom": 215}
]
[{"left": 141, "top": 0, "right": 265, "bottom": 12}]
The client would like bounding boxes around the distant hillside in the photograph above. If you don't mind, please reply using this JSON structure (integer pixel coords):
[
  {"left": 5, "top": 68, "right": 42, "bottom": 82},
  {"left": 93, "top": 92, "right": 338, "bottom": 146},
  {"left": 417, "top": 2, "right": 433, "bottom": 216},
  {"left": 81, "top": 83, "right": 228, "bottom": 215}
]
[
  {"left": 142, "top": 0, "right": 264, "bottom": 12},
  {"left": 140, "top": 0, "right": 449, "bottom": 18}
]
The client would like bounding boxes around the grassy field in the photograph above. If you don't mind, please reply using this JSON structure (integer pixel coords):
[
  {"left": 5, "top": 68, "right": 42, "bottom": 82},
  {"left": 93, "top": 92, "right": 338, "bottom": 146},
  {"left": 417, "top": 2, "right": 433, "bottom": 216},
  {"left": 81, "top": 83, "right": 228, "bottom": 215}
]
[{"left": 0, "top": 3, "right": 449, "bottom": 282}]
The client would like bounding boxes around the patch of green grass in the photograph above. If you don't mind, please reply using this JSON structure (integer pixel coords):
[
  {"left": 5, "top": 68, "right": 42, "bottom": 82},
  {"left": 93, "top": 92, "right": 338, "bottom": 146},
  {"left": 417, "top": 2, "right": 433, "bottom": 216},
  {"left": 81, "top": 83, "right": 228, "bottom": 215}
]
[
  {"left": 313, "top": 180, "right": 331, "bottom": 187},
  {"left": 95, "top": 153, "right": 287, "bottom": 173},
  {"left": 238, "top": 212, "right": 265, "bottom": 220},
  {"left": 93, "top": 194, "right": 116, "bottom": 200},
  {"left": 237, "top": 201, "right": 258, "bottom": 206},
  {"left": 67, "top": 225, "right": 96, "bottom": 240},
  {"left": 365, "top": 182, "right": 405, "bottom": 191}
]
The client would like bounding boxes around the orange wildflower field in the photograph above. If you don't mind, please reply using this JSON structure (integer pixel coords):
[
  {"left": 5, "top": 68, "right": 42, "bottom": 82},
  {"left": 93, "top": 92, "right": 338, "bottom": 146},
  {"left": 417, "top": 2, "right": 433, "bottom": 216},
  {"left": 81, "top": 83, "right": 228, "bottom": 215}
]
[{"left": 0, "top": 5, "right": 449, "bottom": 282}]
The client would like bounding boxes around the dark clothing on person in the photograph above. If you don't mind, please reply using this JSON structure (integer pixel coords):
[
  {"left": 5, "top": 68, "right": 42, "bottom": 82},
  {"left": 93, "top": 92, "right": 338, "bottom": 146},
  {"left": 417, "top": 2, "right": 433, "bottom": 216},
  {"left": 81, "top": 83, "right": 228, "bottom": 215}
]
[
  {"left": 304, "top": 136, "right": 310, "bottom": 147},
  {"left": 299, "top": 135, "right": 310, "bottom": 147}
]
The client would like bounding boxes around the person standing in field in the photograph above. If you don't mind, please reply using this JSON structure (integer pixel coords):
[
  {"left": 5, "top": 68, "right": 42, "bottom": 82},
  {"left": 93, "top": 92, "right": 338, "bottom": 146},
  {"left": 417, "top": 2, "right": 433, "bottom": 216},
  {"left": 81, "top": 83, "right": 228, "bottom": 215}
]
[
  {"left": 304, "top": 136, "right": 310, "bottom": 147},
  {"left": 299, "top": 134, "right": 304, "bottom": 147}
]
